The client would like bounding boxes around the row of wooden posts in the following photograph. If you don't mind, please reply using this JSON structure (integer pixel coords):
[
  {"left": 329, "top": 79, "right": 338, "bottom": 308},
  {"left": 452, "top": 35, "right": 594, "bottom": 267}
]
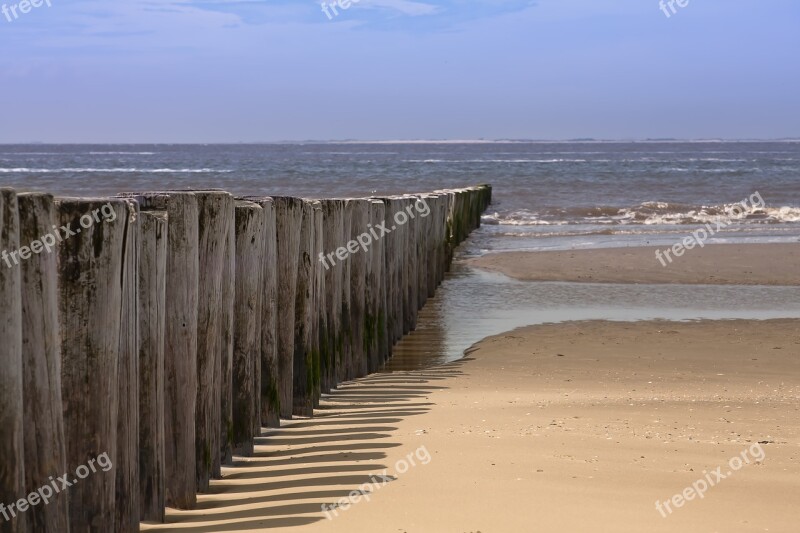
[{"left": 0, "top": 184, "right": 492, "bottom": 532}]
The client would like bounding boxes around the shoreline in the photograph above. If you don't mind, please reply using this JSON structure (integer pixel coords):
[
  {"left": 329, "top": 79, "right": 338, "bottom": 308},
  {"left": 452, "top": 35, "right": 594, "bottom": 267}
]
[
  {"left": 140, "top": 239, "right": 800, "bottom": 531},
  {"left": 468, "top": 243, "right": 800, "bottom": 286}
]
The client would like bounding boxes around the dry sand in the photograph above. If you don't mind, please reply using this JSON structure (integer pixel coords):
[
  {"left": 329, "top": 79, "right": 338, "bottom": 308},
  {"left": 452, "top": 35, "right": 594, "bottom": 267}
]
[
  {"left": 142, "top": 319, "right": 800, "bottom": 533},
  {"left": 468, "top": 243, "right": 800, "bottom": 285}
]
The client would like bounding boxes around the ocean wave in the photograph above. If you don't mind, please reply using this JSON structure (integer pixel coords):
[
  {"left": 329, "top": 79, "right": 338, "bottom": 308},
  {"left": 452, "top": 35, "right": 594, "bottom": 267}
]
[
  {"left": 492, "top": 225, "right": 792, "bottom": 239},
  {"left": 483, "top": 202, "right": 800, "bottom": 227},
  {"left": 404, "top": 159, "right": 588, "bottom": 163},
  {"left": 657, "top": 167, "right": 763, "bottom": 173},
  {"left": 87, "top": 152, "right": 157, "bottom": 155},
  {"left": 300, "top": 151, "right": 399, "bottom": 155},
  {"left": 0, "top": 168, "right": 234, "bottom": 173}
]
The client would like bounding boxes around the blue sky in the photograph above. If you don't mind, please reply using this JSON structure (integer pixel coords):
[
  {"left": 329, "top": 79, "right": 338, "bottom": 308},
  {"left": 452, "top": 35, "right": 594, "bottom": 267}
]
[{"left": 0, "top": 0, "right": 798, "bottom": 142}]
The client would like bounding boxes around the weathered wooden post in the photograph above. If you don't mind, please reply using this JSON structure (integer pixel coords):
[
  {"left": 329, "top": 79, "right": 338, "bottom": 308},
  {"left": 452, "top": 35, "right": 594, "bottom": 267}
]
[
  {"left": 293, "top": 200, "right": 314, "bottom": 417},
  {"left": 339, "top": 200, "right": 353, "bottom": 384},
  {"left": 348, "top": 199, "right": 368, "bottom": 379},
  {"left": 312, "top": 202, "right": 325, "bottom": 406},
  {"left": 457, "top": 190, "right": 469, "bottom": 243},
  {"left": 399, "top": 197, "right": 412, "bottom": 336},
  {"left": 57, "top": 197, "right": 129, "bottom": 531},
  {"left": 273, "top": 197, "right": 303, "bottom": 419},
  {"left": 137, "top": 210, "right": 168, "bottom": 523},
  {"left": 467, "top": 185, "right": 488, "bottom": 232},
  {"left": 413, "top": 195, "right": 429, "bottom": 311},
  {"left": 363, "top": 202, "right": 375, "bottom": 374},
  {"left": 218, "top": 203, "right": 236, "bottom": 472},
  {"left": 385, "top": 197, "right": 404, "bottom": 345},
  {"left": 367, "top": 200, "right": 386, "bottom": 372},
  {"left": 0, "top": 189, "right": 25, "bottom": 533},
  {"left": 121, "top": 192, "right": 199, "bottom": 510},
  {"left": 376, "top": 197, "right": 396, "bottom": 361},
  {"left": 422, "top": 194, "right": 437, "bottom": 297},
  {"left": 244, "top": 198, "right": 280, "bottom": 429},
  {"left": 18, "top": 193, "right": 70, "bottom": 533},
  {"left": 409, "top": 196, "right": 422, "bottom": 323},
  {"left": 116, "top": 199, "right": 140, "bottom": 533},
  {"left": 231, "top": 201, "right": 265, "bottom": 456},
  {"left": 440, "top": 190, "right": 457, "bottom": 267},
  {"left": 319, "top": 199, "right": 344, "bottom": 391},
  {"left": 431, "top": 194, "right": 448, "bottom": 290},
  {"left": 399, "top": 197, "right": 416, "bottom": 334},
  {"left": 451, "top": 190, "right": 463, "bottom": 245},
  {"left": 193, "top": 191, "right": 234, "bottom": 490}
]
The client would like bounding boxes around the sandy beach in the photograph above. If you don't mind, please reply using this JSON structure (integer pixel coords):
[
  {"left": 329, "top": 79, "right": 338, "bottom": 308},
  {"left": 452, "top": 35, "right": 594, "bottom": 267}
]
[
  {"left": 469, "top": 243, "right": 800, "bottom": 285},
  {"left": 140, "top": 242, "right": 800, "bottom": 532},
  {"left": 141, "top": 318, "right": 800, "bottom": 532}
]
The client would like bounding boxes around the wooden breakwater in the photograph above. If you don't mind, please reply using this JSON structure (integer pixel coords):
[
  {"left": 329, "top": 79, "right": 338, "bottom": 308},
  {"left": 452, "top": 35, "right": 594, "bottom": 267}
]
[{"left": 0, "top": 184, "right": 491, "bottom": 532}]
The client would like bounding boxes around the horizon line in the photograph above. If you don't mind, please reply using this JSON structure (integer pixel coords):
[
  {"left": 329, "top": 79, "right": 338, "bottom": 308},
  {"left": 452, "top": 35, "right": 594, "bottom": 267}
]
[{"left": 2, "top": 138, "right": 800, "bottom": 145}]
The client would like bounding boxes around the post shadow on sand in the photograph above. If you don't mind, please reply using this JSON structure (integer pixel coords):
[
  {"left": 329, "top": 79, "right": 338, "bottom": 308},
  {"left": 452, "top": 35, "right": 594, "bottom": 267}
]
[{"left": 142, "top": 362, "right": 464, "bottom": 532}]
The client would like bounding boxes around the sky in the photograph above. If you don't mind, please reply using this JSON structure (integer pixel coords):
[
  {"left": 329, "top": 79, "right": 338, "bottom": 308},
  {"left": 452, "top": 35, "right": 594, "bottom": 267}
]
[{"left": 0, "top": 0, "right": 798, "bottom": 143}]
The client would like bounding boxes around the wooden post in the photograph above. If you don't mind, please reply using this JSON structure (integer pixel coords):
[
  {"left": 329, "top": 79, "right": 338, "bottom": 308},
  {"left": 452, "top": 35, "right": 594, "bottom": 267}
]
[
  {"left": 385, "top": 197, "right": 404, "bottom": 345},
  {"left": 193, "top": 191, "right": 234, "bottom": 490},
  {"left": 339, "top": 200, "right": 352, "bottom": 384},
  {"left": 116, "top": 199, "right": 140, "bottom": 533},
  {"left": 218, "top": 202, "right": 235, "bottom": 472},
  {"left": 293, "top": 200, "right": 314, "bottom": 417},
  {"left": 272, "top": 197, "right": 303, "bottom": 419},
  {"left": 0, "top": 188, "right": 25, "bottom": 533},
  {"left": 312, "top": 203, "right": 325, "bottom": 405},
  {"left": 368, "top": 200, "right": 386, "bottom": 372},
  {"left": 319, "top": 200, "right": 344, "bottom": 391},
  {"left": 121, "top": 192, "right": 199, "bottom": 510},
  {"left": 398, "top": 197, "right": 411, "bottom": 336},
  {"left": 17, "top": 193, "right": 69, "bottom": 533},
  {"left": 376, "top": 198, "right": 395, "bottom": 361},
  {"left": 348, "top": 199, "right": 368, "bottom": 379},
  {"left": 261, "top": 200, "right": 279, "bottom": 428},
  {"left": 439, "top": 190, "right": 457, "bottom": 267},
  {"left": 244, "top": 198, "right": 280, "bottom": 429},
  {"left": 137, "top": 210, "right": 168, "bottom": 523},
  {"left": 456, "top": 190, "right": 468, "bottom": 244},
  {"left": 399, "top": 197, "right": 416, "bottom": 334},
  {"left": 451, "top": 190, "right": 462, "bottom": 245},
  {"left": 413, "top": 196, "right": 429, "bottom": 311},
  {"left": 422, "top": 194, "right": 437, "bottom": 297},
  {"left": 57, "top": 197, "right": 129, "bottom": 531},
  {"left": 431, "top": 194, "right": 447, "bottom": 290},
  {"left": 363, "top": 202, "right": 375, "bottom": 373},
  {"left": 409, "top": 196, "right": 422, "bottom": 325},
  {"left": 231, "top": 201, "right": 265, "bottom": 456}
]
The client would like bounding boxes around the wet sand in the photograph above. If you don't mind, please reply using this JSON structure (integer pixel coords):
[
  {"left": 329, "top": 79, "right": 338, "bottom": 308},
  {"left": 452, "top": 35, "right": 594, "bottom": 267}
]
[
  {"left": 142, "top": 319, "right": 800, "bottom": 532},
  {"left": 469, "top": 243, "right": 800, "bottom": 285}
]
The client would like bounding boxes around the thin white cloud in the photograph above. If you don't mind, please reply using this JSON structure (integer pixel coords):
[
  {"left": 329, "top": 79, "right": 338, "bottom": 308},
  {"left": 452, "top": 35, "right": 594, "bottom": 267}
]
[{"left": 358, "top": 0, "right": 440, "bottom": 16}]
